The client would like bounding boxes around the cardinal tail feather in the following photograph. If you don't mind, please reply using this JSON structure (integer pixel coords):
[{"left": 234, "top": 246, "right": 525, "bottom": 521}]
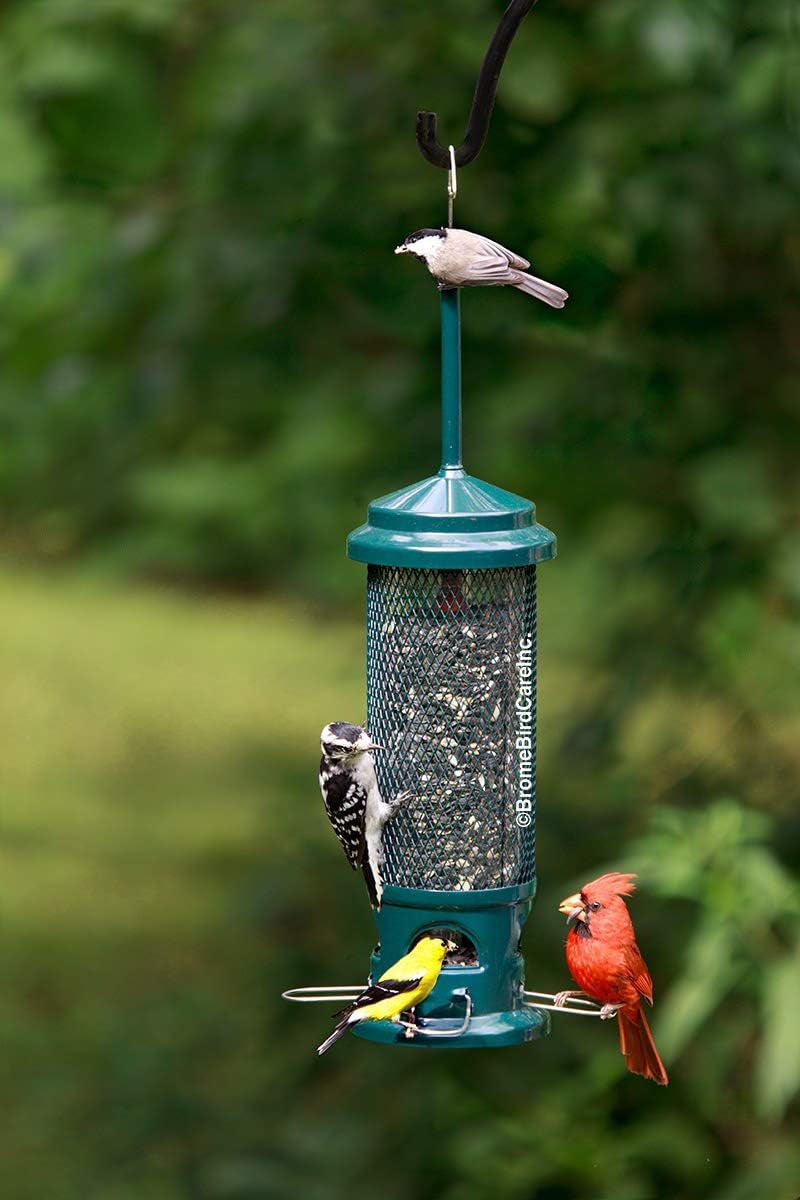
[
  {"left": 317, "top": 1013, "right": 356, "bottom": 1056},
  {"left": 617, "top": 1007, "right": 669, "bottom": 1085},
  {"left": 512, "top": 271, "right": 568, "bottom": 309}
]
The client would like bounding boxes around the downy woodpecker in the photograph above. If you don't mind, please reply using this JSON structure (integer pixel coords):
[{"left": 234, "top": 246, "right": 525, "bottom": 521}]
[{"left": 318, "top": 722, "right": 407, "bottom": 908}]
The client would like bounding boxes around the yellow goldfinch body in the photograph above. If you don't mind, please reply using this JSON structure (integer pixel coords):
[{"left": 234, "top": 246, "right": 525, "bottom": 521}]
[{"left": 316, "top": 936, "right": 451, "bottom": 1055}]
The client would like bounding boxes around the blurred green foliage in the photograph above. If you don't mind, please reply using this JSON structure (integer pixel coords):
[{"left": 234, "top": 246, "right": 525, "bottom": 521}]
[
  {"left": 1, "top": 0, "right": 799, "bottom": 1197},
  {"left": 2, "top": 0, "right": 798, "bottom": 602}
]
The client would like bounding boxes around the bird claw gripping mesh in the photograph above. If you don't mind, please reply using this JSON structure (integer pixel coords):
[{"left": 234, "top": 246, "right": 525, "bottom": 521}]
[{"left": 367, "top": 565, "right": 537, "bottom": 892}]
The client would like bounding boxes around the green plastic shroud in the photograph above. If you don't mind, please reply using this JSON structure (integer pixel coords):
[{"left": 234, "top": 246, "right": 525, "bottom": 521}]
[
  {"left": 353, "top": 884, "right": 549, "bottom": 1048},
  {"left": 346, "top": 289, "right": 555, "bottom": 1048}
]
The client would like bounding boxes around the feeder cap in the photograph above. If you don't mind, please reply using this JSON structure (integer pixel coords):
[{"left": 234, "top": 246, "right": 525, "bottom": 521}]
[{"left": 347, "top": 467, "right": 556, "bottom": 568}]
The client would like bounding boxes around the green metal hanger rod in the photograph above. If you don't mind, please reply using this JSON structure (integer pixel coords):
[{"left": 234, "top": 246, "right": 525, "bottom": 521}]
[{"left": 440, "top": 289, "right": 463, "bottom": 474}]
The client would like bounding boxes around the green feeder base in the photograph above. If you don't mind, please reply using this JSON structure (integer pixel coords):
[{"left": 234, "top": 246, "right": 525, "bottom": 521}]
[
  {"left": 352, "top": 882, "right": 550, "bottom": 1049},
  {"left": 353, "top": 1005, "right": 548, "bottom": 1049}
]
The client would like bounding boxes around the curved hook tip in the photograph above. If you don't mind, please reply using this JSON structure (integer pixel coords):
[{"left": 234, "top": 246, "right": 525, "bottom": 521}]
[
  {"left": 416, "top": 111, "right": 451, "bottom": 168},
  {"left": 414, "top": 0, "right": 538, "bottom": 170},
  {"left": 416, "top": 112, "right": 480, "bottom": 169}
]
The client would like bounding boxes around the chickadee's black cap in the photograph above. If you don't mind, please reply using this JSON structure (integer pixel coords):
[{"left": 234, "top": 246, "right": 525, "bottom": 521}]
[{"left": 403, "top": 228, "right": 446, "bottom": 244}]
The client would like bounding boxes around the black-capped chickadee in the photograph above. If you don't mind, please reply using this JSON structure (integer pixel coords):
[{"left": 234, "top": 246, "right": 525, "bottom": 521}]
[{"left": 395, "top": 227, "right": 568, "bottom": 309}]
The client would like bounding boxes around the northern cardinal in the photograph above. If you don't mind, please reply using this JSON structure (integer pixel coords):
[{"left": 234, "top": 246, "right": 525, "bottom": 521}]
[{"left": 556, "top": 872, "right": 668, "bottom": 1085}]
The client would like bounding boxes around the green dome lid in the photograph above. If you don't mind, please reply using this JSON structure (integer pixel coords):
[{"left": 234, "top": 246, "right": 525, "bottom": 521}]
[{"left": 347, "top": 466, "right": 556, "bottom": 568}]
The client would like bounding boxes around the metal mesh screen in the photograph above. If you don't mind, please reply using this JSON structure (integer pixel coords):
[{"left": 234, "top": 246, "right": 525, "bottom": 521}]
[{"left": 367, "top": 566, "right": 537, "bottom": 891}]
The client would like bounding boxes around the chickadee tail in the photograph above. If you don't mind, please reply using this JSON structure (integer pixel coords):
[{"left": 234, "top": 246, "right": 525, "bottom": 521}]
[
  {"left": 316, "top": 1012, "right": 356, "bottom": 1056},
  {"left": 618, "top": 1007, "right": 669, "bottom": 1085},
  {"left": 362, "top": 859, "right": 382, "bottom": 909},
  {"left": 513, "top": 271, "right": 568, "bottom": 309}
]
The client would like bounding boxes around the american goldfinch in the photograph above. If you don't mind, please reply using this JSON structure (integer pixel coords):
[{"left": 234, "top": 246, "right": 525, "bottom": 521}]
[{"left": 316, "top": 935, "right": 454, "bottom": 1055}]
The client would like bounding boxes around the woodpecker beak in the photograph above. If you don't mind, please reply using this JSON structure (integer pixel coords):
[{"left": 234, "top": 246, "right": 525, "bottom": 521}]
[
  {"left": 364, "top": 743, "right": 384, "bottom": 751},
  {"left": 394, "top": 244, "right": 408, "bottom": 254},
  {"left": 558, "top": 892, "right": 586, "bottom": 924}
]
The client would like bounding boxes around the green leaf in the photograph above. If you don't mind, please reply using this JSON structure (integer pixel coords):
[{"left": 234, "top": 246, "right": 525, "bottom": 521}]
[
  {"left": 657, "top": 920, "right": 740, "bottom": 1057},
  {"left": 756, "top": 943, "right": 800, "bottom": 1120}
]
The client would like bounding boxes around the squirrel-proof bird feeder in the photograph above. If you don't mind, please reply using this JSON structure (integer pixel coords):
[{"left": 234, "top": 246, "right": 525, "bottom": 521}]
[
  {"left": 283, "top": 0, "right": 605, "bottom": 1046},
  {"left": 345, "top": 288, "right": 554, "bottom": 1047},
  {"left": 284, "top": 289, "right": 602, "bottom": 1044}
]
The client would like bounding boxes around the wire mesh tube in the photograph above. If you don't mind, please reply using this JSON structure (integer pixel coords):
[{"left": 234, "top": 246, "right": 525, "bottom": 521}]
[{"left": 367, "top": 565, "right": 537, "bottom": 891}]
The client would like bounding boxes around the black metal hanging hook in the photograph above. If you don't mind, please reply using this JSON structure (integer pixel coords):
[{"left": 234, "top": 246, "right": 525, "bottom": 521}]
[{"left": 416, "top": 0, "right": 538, "bottom": 169}]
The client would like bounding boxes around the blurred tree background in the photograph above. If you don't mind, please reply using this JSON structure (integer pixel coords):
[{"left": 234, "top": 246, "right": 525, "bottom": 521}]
[{"left": 1, "top": 0, "right": 799, "bottom": 1197}]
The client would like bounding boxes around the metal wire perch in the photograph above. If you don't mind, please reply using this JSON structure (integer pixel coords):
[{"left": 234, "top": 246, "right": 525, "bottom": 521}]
[
  {"left": 284, "top": 986, "right": 602, "bottom": 1021},
  {"left": 283, "top": 984, "right": 474, "bottom": 1039},
  {"left": 523, "top": 990, "right": 604, "bottom": 1017}
]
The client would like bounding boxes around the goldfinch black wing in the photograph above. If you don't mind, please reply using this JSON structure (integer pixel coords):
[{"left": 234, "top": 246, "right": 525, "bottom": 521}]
[
  {"left": 319, "top": 765, "right": 367, "bottom": 870},
  {"left": 334, "top": 973, "right": 424, "bottom": 1017}
]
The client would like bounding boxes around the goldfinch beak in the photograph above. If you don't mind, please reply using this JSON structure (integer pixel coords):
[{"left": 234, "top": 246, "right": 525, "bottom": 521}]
[
  {"left": 394, "top": 244, "right": 408, "bottom": 254},
  {"left": 558, "top": 892, "right": 586, "bottom": 924}
]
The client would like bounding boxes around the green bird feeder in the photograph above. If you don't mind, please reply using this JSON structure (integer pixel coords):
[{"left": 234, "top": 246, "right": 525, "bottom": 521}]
[
  {"left": 345, "top": 287, "right": 555, "bottom": 1047},
  {"left": 283, "top": 0, "right": 605, "bottom": 1047}
]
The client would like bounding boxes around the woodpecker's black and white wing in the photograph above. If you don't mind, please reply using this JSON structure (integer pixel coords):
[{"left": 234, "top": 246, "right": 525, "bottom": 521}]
[{"left": 319, "top": 764, "right": 367, "bottom": 872}]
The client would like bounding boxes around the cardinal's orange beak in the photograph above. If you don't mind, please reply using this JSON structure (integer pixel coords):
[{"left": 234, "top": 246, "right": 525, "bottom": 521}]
[{"left": 558, "top": 892, "right": 586, "bottom": 924}]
